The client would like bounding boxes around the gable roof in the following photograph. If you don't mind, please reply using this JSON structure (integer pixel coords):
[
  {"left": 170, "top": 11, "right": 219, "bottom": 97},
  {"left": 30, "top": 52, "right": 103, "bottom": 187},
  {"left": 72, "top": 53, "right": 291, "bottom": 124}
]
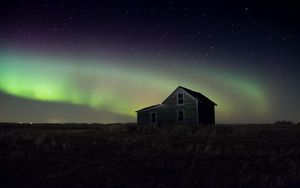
[
  {"left": 136, "top": 86, "right": 217, "bottom": 113},
  {"left": 162, "top": 86, "right": 217, "bottom": 106}
]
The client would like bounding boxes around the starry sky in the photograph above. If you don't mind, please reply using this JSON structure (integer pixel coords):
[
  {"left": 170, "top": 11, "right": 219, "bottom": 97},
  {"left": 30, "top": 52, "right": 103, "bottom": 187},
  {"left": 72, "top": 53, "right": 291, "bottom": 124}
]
[{"left": 0, "top": 1, "right": 299, "bottom": 123}]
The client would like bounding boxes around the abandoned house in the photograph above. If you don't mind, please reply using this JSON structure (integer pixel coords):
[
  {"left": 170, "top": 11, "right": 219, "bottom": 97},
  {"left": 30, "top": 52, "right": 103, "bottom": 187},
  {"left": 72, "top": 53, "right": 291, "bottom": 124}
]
[{"left": 136, "top": 86, "right": 217, "bottom": 126}]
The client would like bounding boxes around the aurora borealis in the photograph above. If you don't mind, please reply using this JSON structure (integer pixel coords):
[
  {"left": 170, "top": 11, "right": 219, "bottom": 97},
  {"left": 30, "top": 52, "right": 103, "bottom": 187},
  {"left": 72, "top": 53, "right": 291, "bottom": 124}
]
[{"left": 0, "top": 1, "right": 299, "bottom": 123}]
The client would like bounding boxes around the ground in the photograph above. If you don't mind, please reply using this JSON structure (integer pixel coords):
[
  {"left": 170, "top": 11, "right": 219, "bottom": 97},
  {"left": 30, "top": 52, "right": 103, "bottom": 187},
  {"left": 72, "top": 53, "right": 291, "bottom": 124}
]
[{"left": 1, "top": 123, "right": 300, "bottom": 188}]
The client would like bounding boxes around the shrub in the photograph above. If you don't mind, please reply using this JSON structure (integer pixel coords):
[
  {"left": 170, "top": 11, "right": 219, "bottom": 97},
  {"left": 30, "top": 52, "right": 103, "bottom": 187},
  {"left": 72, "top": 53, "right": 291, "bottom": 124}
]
[{"left": 274, "top": 120, "right": 294, "bottom": 125}]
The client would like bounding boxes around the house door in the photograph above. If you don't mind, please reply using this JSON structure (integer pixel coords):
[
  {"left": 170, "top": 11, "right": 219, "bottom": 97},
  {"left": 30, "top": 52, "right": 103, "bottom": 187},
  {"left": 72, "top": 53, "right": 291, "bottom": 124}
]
[{"left": 150, "top": 112, "right": 157, "bottom": 125}]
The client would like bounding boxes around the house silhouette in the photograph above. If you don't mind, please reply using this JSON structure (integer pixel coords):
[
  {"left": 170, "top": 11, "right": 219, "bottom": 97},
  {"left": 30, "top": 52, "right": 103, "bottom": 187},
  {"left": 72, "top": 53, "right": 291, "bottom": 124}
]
[{"left": 136, "top": 86, "right": 217, "bottom": 126}]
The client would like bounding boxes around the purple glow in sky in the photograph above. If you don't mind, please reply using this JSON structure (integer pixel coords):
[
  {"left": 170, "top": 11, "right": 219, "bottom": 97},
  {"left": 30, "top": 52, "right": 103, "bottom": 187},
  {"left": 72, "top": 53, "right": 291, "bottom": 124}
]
[{"left": 0, "top": 1, "right": 299, "bottom": 123}]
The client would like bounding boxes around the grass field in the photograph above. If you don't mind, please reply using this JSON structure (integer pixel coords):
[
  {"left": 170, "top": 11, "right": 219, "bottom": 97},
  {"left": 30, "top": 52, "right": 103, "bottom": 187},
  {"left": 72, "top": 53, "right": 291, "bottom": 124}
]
[{"left": 1, "top": 123, "right": 300, "bottom": 188}]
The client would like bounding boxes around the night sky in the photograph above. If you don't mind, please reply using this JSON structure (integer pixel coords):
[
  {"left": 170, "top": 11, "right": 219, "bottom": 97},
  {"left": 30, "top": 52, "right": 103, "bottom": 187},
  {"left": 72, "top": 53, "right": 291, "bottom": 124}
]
[{"left": 0, "top": 1, "right": 299, "bottom": 123}]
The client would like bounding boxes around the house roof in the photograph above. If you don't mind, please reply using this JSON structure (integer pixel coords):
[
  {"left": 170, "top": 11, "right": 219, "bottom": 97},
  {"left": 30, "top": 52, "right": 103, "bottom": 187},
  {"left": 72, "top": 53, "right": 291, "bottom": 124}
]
[
  {"left": 135, "top": 104, "right": 161, "bottom": 112},
  {"left": 162, "top": 86, "right": 217, "bottom": 106},
  {"left": 136, "top": 86, "right": 217, "bottom": 113},
  {"left": 178, "top": 86, "right": 217, "bottom": 105}
]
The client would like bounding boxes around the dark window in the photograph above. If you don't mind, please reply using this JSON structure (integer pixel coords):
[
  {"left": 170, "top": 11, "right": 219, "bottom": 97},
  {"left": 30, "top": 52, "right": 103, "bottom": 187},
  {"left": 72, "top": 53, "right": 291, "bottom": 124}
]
[
  {"left": 178, "top": 110, "right": 184, "bottom": 122},
  {"left": 177, "top": 93, "right": 183, "bottom": 104},
  {"left": 150, "top": 112, "right": 157, "bottom": 124}
]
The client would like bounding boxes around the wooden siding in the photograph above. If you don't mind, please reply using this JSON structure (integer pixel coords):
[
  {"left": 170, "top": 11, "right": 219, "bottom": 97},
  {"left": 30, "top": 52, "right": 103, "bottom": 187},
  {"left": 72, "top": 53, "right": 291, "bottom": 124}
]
[
  {"left": 160, "top": 88, "right": 198, "bottom": 125},
  {"left": 137, "top": 107, "right": 160, "bottom": 125},
  {"left": 137, "top": 88, "right": 198, "bottom": 126},
  {"left": 137, "top": 87, "right": 216, "bottom": 126},
  {"left": 137, "top": 107, "right": 161, "bottom": 126}
]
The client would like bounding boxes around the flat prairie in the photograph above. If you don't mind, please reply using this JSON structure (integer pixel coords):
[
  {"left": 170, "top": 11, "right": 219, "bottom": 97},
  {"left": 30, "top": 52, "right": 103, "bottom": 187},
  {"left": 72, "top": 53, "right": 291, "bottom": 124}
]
[{"left": 0, "top": 123, "right": 300, "bottom": 188}]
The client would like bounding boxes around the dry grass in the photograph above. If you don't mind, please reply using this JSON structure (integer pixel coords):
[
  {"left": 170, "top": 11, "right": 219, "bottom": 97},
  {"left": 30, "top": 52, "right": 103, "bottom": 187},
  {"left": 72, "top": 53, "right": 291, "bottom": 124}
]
[{"left": 0, "top": 123, "right": 300, "bottom": 188}]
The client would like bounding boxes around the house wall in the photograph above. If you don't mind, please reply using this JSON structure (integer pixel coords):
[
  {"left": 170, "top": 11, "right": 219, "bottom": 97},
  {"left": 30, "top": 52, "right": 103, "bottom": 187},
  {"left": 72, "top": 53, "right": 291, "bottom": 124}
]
[
  {"left": 159, "top": 88, "right": 198, "bottom": 126},
  {"left": 137, "top": 111, "right": 150, "bottom": 125},
  {"left": 198, "top": 103, "right": 215, "bottom": 124},
  {"left": 137, "top": 88, "right": 216, "bottom": 126},
  {"left": 137, "top": 107, "right": 161, "bottom": 126},
  {"left": 137, "top": 89, "right": 198, "bottom": 126}
]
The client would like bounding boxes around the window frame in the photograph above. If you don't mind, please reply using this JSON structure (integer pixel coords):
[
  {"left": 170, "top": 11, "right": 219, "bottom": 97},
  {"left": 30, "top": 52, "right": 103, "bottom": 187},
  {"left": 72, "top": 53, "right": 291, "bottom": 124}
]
[
  {"left": 150, "top": 111, "right": 157, "bottom": 125},
  {"left": 177, "top": 92, "right": 184, "bottom": 105},
  {"left": 177, "top": 109, "right": 185, "bottom": 122}
]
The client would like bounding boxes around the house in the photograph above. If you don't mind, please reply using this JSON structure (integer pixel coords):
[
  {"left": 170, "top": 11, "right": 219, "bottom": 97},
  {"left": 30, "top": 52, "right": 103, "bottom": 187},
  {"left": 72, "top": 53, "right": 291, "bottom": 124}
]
[{"left": 136, "top": 86, "right": 217, "bottom": 126}]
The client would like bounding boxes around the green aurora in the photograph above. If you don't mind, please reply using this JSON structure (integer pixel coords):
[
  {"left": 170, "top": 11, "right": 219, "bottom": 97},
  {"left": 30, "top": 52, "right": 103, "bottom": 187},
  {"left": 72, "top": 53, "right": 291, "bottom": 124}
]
[{"left": 0, "top": 51, "right": 269, "bottom": 123}]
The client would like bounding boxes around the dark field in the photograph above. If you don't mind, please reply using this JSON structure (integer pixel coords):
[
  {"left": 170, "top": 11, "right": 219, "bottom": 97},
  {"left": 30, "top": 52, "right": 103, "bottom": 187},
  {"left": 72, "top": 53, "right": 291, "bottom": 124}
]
[{"left": 1, "top": 123, "right": 300, "bottom": 188}]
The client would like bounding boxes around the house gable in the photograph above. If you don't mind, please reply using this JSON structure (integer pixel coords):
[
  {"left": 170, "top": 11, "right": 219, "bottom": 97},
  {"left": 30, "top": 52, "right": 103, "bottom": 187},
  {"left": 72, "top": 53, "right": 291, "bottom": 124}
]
[{"left": 162, "top": 86, "right": 198, "bottom": 106}]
